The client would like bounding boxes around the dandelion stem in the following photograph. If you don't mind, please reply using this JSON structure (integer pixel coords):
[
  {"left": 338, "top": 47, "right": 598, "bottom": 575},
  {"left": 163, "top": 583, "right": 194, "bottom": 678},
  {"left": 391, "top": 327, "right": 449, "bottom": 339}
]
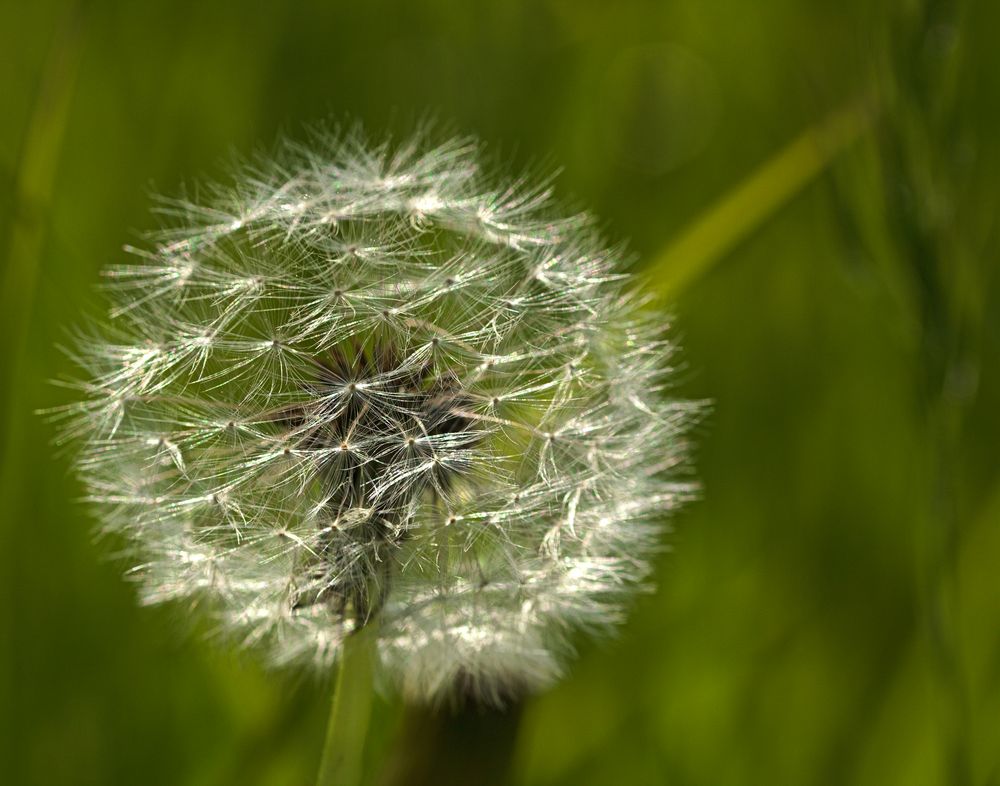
[{"left": 316, "top": 625, "right": 377, "bottom": 786}]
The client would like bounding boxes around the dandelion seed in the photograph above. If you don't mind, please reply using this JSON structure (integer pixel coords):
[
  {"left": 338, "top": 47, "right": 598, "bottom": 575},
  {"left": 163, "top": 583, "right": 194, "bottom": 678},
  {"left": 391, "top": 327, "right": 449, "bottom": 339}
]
[{"left": 56, "top": 124, "right": 701, "bottom": 705}]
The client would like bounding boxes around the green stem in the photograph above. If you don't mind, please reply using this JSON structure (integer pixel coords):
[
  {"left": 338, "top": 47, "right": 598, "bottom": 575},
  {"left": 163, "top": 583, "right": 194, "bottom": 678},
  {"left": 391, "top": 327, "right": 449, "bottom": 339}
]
[
  {"left": 0, "top": 6, "right": 84, "bottom": 772},
  {"left": 316, "top": 625, "right": 377, "bottom": 786},
  {"left": 648, "top": 99, "right": 871, "bottom": 300}
]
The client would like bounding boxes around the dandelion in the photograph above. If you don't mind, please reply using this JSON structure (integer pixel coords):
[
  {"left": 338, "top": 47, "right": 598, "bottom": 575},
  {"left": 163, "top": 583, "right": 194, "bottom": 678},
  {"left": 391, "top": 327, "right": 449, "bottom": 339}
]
[{"left": 56, "top": 124, "right": 699, "bottom": 781}]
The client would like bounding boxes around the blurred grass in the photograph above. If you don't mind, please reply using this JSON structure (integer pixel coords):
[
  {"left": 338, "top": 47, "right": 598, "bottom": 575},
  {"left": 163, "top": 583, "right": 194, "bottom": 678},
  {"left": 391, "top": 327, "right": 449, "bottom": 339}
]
[
  {"left": 2, "top": 1, "right": 999, "bottom": 785},
  {"left": 649, "top": 100, "right": 871, "bottom": 300}
]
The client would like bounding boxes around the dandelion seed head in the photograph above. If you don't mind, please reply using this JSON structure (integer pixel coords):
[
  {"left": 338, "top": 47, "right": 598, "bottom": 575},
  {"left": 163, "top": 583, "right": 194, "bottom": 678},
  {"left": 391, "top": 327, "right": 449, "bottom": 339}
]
[{"left": 58, "top": 124, "right": 701, "bottom": 705}]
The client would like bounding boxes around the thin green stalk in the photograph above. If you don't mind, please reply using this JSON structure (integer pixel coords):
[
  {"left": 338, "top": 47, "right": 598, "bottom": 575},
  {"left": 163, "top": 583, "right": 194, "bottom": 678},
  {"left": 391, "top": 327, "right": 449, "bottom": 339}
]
[
  {"left": 0, "top": 5, "right": 84, "bottom": 775},
  {"left": 316, "top": 625, "right": 377, "bottom": 786},
  {"left": 649, "top": 100, "right": 871, "bottom": 300}
]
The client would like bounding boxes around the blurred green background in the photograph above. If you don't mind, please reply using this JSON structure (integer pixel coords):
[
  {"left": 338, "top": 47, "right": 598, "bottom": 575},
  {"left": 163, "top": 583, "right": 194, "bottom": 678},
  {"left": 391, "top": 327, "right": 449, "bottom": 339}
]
[{"left": 3, "top": 1, "right": 999, "bottom": 784}]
